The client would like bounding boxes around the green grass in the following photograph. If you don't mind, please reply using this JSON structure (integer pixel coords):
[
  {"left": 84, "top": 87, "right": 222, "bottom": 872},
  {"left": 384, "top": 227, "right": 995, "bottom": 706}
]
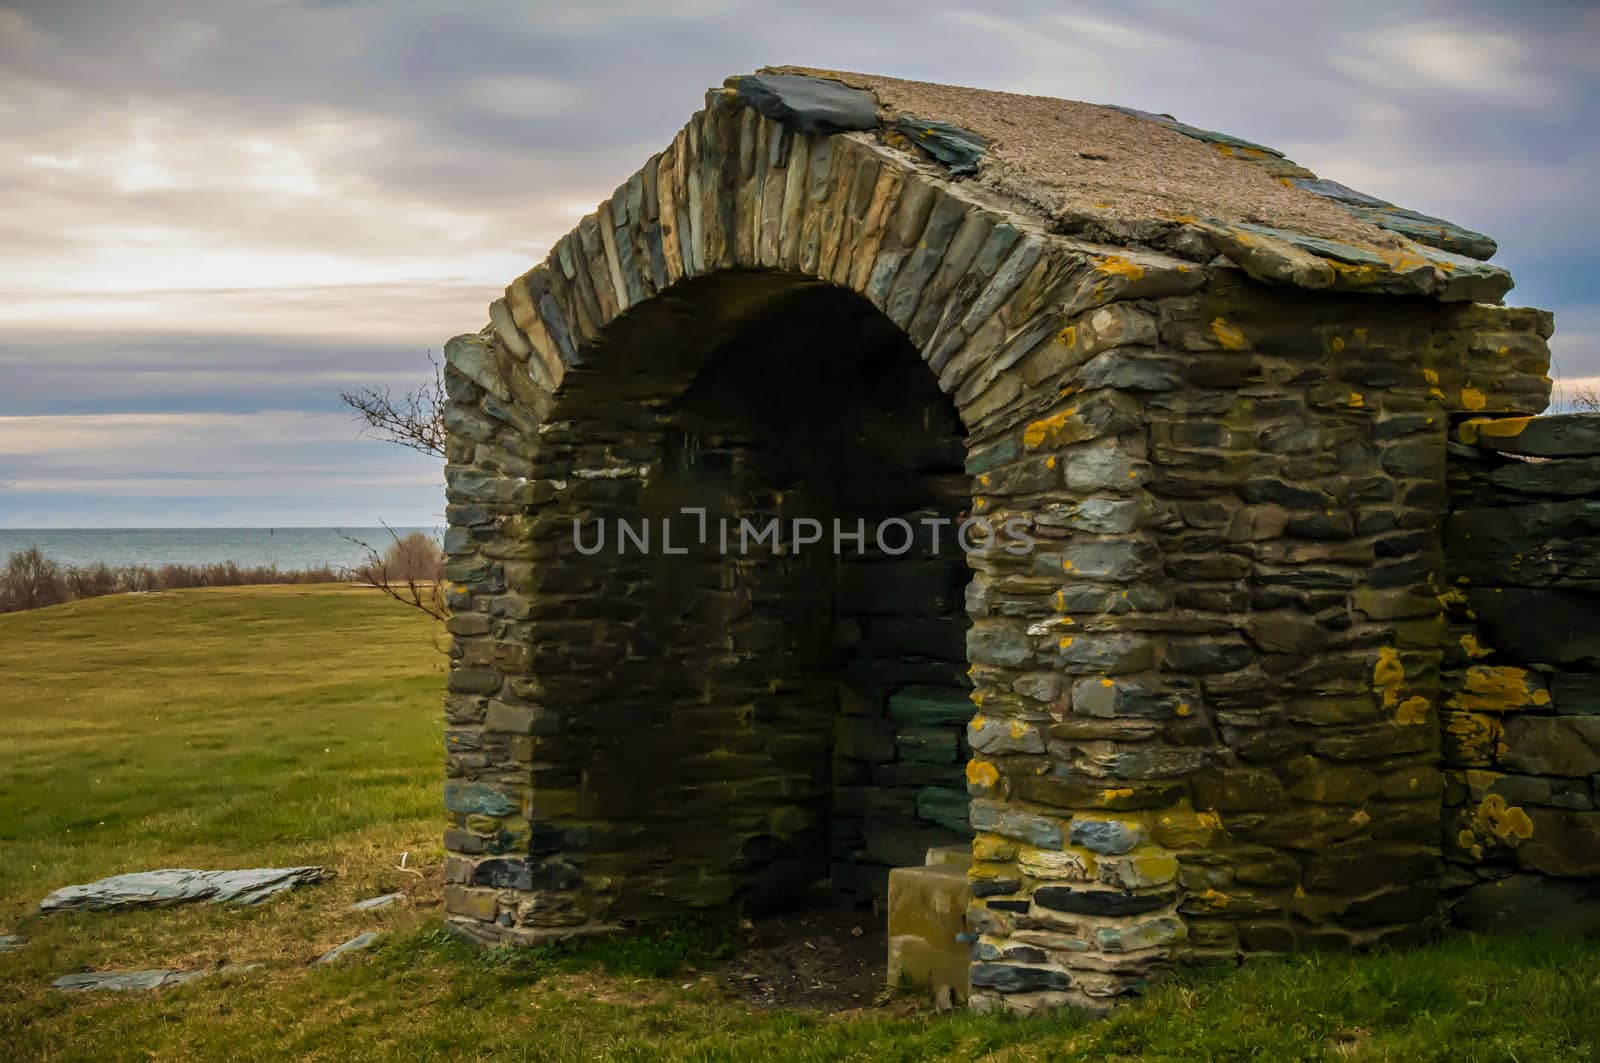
[{"left": 1, "top": 585, "right": 1597, "bottom": 1061}]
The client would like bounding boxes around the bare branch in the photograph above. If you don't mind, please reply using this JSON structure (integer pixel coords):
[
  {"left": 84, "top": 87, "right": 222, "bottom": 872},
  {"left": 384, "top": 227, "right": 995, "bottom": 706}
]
[
  {"left": 338, "top": 353, "right": 446, "bottom": 457},
  {"left": 338, "top": 524, "right": 450, "bottom": 624}
]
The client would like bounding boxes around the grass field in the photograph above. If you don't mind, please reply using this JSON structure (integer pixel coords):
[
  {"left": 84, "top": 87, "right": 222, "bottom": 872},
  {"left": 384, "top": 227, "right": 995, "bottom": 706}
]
[{"left": 1, "top": 585, "right": 1597, "bottom": 1061}]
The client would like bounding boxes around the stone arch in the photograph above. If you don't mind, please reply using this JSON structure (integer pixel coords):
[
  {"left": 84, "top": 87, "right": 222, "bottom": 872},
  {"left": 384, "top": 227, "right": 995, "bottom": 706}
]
[
  {"left": 440, "top": 70, "right": 1555, "bottom": 1014},
  {"left": 481, "top": 85, "right": 1129, "bottom": 436}
]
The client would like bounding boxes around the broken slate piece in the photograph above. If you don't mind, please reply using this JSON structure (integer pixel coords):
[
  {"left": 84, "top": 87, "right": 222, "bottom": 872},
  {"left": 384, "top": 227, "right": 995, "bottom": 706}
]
[
  {"left": 0, "top": 934, "right": 26, "bottom": 953},
  {"left": 313, "top": 932, "right": 381, "bottom": 965},
  {"left": 893, "top": 116, "right": 989, "bottom": 176},
  {"left": 52, "top": 963, "right": 260, "bottom": 992},
  {"left": 1343, "top": 203, "right": 1498, "bottom": 261},
  {"left": 733, "top": 73, "right": 879, "bottom": 134},
  {"left": 1103, "top": 103, "right": 1285, "bottom": 156},
  {"left": 349, "top": 892, "right": 405, "bottom": 912},
  {"left": 39, "top": 867, "right": 330, "bottom": 913}
]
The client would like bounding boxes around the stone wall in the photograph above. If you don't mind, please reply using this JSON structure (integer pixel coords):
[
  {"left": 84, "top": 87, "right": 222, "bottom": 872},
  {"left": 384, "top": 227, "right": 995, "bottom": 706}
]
[
  {"left": 960, "top": 289, "right": 1549, "bottom": 1013},
  {"left": 1441, "top": 412, "right": 1600, "bottom": 928},
  {"left": 436, "top": 73, "right": 1559, "bottom": 1016}
]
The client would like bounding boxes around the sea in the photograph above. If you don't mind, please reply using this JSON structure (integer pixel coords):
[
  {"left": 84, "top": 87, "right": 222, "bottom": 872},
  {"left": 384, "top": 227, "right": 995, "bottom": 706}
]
[{"left": 0, "top": 528, "right": 441, "bottom": 572}]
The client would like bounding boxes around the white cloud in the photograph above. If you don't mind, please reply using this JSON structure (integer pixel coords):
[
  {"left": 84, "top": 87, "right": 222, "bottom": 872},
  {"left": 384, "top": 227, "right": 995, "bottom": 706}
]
[
  {"left": 1332, "top": 22, "right": 1556, "bottom": 105},
  {"left": 459, "top": 74, "right": 585, "bottom": 117}
]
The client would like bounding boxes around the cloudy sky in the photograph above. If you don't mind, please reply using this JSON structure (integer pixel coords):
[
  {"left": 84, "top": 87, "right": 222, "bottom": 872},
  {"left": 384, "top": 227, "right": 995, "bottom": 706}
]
[{"left": 1, "top": 0, "right": 1595, "bottom": 527}]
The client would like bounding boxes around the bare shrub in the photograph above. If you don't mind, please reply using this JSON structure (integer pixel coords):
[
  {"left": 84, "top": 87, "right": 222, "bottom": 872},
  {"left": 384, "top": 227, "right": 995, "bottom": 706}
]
[
  {"left": 146, "top": 561, "right": 341, "bottom": 590},
  {"left": 0, "top": 547, "right": 69, "bottom": 612},
  {"left": 342, "top": 527, "right": 448, "bottom": 621},
  {"left": 64, "top": 561, "right": 120, "bottom": 600},
  {"left": 371, "top": 531, "right": 445, "bottom": 582}
]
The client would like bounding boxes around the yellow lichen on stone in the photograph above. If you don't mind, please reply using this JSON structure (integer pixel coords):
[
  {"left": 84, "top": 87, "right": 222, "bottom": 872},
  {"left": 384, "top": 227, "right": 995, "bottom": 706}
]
[
  {"left": 1460, "top": 387, "right": 1488, "bottom": 411},
  {"left": 966, "top": 759, "right": 1000, "bottom": 788},
  {"left": 1473, "top": 793, "right": 1534, "bottom": 842},
  {"left": 1459, "top": 633, "right": 1491, "bottom": 658},
  {"left": 1057, "top": 324, "right": 1076, "bottom": 347},
  {"left": 1176, "top": 702, "right": 1191, "bottom": 716},
  {"left": 1446, "top": 712, "right": 1503, "bottom": 760},
  {"left": 1210, "top": 317, "right": 1246, "bottom": 350},
  {"left": 1022, "top": 406, "right": 1078, "bottom": 449},
  {"left": 1396, "top": 695, "right": 1430, "bottom": 726},
  {"left": 1373, "top": 647, "right": 1404, "bottom": 708},
  {"left": 1423, "top": 368, "right": 1440, "bottom": 384},
  {"left": 1330, "top": 335, "right": 1345, "bottom": 352},
  {"left": 1094, "top": 255, "right": 1146, "bottom": 280},
  {"left": 1329, "top": 259, "right": 1378, "bottom": 285},
  {"left": 1349, "top": 392, "right": 1365, "bottom": 408},
  {"left": 1349, "top": 809, "right": 1371, "bottom": 827},
  {"left": 969, "top": 860, "right": 1018, "bottom": 887},
  {"left": 1155, "top": 808, "right": 1221, "bottom": 847},
  {"left": 1450, "top": 665, "right": 1541, "bottom": 712},
  {"left": 1460, "top": 415, "right": 1532, "bottom": 446},
  {"left": 972, "top": 833, "right": 1017, "bottom": 862},
  {"left": 1101, "top": 787, "right": 1134, "bottom": 801}
]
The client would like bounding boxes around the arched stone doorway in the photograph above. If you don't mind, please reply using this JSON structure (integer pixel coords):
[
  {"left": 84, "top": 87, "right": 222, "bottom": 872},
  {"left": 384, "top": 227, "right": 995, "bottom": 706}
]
[
  {"left": 438, "top": 70, "right": 1554, "bottom": 1013},
  {"left": 529, "top": 274, "right": 976, "bottom": 918}
]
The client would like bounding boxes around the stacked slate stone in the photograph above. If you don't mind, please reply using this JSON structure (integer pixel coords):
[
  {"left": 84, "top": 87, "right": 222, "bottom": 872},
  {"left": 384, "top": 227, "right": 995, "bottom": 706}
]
[
  {"left": 961, "top": 291, "right": 1548, "bottom": 1013},
  {"left": 1441, "top": 413, "right": 1600, "bottom": 927},
  {"left": 835, "top": 541, "right": 976, "bottom": 901},
  {"left": 435, "top": 68, "right": 1558, "bottom": 1015}
]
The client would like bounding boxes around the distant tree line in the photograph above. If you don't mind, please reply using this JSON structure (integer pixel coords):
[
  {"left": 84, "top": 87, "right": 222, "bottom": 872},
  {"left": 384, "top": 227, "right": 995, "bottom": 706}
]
[{"left": 0, "top": 532, "right": 444, "bottom": 616}]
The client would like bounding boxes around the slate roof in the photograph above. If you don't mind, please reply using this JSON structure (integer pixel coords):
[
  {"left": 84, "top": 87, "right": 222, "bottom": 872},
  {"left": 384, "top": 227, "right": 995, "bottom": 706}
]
[{"left": 742, "top": 67, "right": 1504, "bottom": 297}]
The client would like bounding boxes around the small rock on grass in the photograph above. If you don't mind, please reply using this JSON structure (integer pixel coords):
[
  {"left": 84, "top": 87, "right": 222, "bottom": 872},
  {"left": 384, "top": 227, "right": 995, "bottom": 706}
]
[
  {"left": 313, "top": 932, "right": 381, "bottom": 965},
  {"left": 349, "top": 892, "right": 405, "bottom": 912},
  {"left": 0, "top": 934, "right": 26, "bottom": 953}
]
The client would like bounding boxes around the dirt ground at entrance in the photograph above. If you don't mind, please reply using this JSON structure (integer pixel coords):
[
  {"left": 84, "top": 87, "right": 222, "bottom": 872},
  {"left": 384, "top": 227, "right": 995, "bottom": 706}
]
[{"left": 710, "top": 906, "right": 898, "bottom": 1012}]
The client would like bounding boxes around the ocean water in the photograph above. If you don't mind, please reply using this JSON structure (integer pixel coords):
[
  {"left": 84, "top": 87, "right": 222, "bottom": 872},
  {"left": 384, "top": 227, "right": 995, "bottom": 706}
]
[{"left": 0, "top": 528, "right": 441, "bottom": 571}]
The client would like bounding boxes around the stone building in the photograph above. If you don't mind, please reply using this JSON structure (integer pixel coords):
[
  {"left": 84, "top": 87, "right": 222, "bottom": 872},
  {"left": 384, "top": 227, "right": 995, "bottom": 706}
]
[{"left": 438, "top": 69, "right": 1593, "bottom": 1013}]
